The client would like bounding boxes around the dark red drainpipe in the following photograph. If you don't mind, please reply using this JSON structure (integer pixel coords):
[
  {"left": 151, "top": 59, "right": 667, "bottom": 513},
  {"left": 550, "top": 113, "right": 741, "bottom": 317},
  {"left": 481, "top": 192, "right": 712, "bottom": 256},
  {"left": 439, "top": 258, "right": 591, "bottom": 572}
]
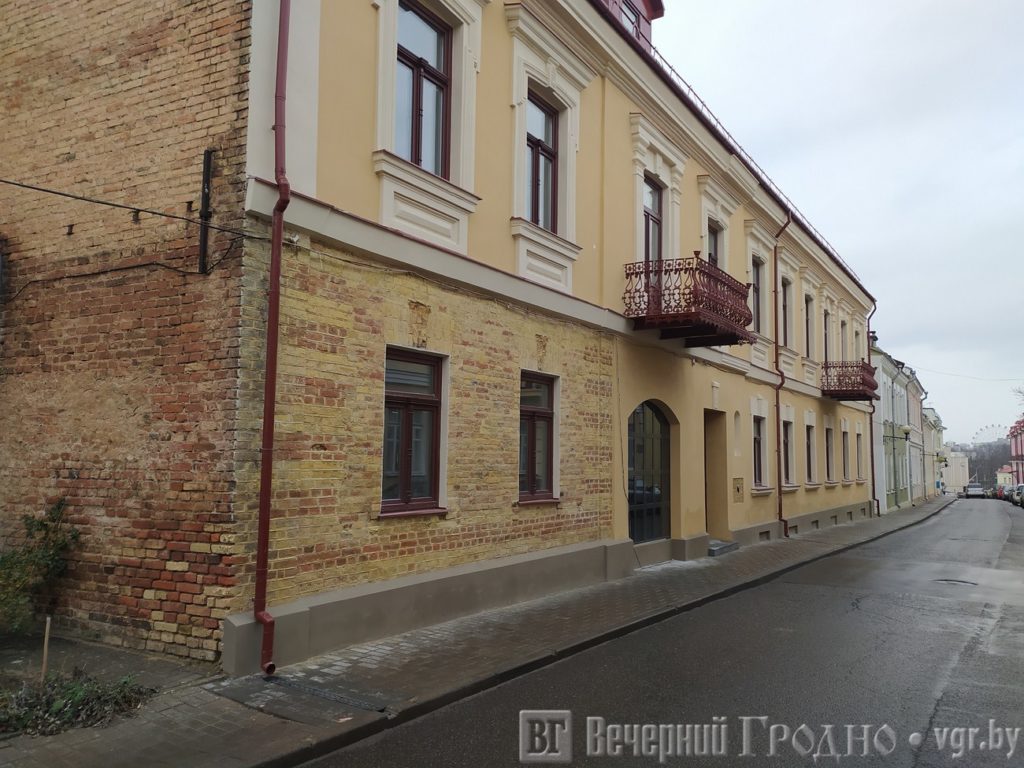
[
  {"left": 867, "top": 303, "right": 880, "bottom": 516},
  {"left": 253, "top": 0, "right": 292, "bottom": 676},
  {"left": 772, "top": 212, "right": 792, "bottom": 537}
]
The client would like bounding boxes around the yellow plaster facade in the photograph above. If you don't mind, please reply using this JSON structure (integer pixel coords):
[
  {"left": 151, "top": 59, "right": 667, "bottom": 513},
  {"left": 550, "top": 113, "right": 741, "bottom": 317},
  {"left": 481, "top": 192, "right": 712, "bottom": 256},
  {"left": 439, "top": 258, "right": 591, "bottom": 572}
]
[{"left": 238, "top": 0, "right": 879, "bottom": 629}]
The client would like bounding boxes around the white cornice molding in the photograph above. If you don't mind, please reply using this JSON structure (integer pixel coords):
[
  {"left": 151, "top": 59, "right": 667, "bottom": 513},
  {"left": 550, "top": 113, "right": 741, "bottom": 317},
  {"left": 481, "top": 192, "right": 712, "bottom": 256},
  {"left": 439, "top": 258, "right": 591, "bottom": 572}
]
[
  {"left": 505, "top": 3, "right": 596, "bottom": 93},
  {"left": 744, "top": 219, "right": 776, "bottom": 258},
  {"left": 697, "top": 174, "right": 740, "bottom": 220}
]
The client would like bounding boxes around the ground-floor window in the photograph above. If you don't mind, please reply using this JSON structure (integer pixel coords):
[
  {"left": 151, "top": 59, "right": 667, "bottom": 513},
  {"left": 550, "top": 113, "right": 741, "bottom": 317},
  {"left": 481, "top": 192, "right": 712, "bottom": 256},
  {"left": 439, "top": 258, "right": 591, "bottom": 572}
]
[
  {"left": 382, "top": 348, "right": 442, "bottom": 513},
  {"left": 520, "top": 372, "right": 554, "bottom": 500},
  {"left": 825, "top": 427, "right": 835, "bottom": 481},
  {"left": 753, "top": 416, "right": 766, "bottom": 487}
]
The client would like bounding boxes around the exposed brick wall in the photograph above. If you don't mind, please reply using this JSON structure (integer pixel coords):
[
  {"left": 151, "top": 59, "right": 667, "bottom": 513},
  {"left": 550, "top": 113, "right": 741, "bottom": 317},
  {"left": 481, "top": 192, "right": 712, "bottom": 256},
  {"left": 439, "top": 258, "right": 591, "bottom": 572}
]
[
  {"left": 0, "top": 1, "right": 251, "bottom": 660},
  {"left": 233, "top": 232, "right": 616, "bottom": 607}
]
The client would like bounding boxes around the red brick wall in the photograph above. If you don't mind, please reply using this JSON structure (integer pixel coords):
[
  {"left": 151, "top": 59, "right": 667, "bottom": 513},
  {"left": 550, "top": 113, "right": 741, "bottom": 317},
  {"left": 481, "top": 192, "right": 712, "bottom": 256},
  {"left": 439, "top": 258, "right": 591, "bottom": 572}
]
[{"left": 0, "top": 1, "right": 251, "bottom": 660}]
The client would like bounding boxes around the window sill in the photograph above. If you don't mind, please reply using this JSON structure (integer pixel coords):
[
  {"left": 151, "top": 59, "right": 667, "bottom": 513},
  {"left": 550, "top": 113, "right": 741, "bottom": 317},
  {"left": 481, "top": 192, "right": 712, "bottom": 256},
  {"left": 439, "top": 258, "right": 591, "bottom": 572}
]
[
  {"left": 378, "top": 506, "right": 448, "bottom": 520},
  {"left": 855, "top": 478, "right": 867, "bottom": 484},
  {"left": 514, "top": 497, "right": 559, "bottom": 508},
  {"left": 781, "top": 484, "right": 800, "bottom": 494},
  {"left": 510, "top": 217, "right": 581, "bottom": 293},
  {"left": 841, "top": 480, "right": 855, "bottom": 487},
  {"left": 824, "top": 481, "right": 839, "bottom": 488},
  {"left": 805, "top": 482, "right": 821, "bottom": 490},
  {"left": 751, "top": 486, "right": 774, "bottom": 497},
  {"left": 373, "top": 150, "right": 480, "bottom": 255}
]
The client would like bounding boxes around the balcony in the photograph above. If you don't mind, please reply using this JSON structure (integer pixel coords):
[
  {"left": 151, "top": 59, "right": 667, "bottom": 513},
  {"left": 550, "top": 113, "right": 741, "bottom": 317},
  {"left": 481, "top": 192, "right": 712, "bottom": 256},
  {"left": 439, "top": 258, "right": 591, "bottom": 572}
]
[
  {"left": 623, "top": 256, "right": 755, "bottom": 347},
  {"left": 820, "top": 360, "right": 879, "bottom": 401}
]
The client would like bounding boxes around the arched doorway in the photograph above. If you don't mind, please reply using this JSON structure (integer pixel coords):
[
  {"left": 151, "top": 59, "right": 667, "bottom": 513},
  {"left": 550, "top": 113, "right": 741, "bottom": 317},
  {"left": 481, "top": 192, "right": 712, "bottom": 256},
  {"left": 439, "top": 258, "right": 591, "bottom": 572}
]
[{"left": 628, "top": 401, "right": 670, "bottom": 543}]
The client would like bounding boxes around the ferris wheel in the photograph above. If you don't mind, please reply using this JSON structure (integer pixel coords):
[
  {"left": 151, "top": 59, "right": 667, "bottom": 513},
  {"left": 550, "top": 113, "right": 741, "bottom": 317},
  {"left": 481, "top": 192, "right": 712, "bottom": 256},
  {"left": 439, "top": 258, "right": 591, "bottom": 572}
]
[{"left": 971, "top": 424, "right": 1009, "bottom": 444}]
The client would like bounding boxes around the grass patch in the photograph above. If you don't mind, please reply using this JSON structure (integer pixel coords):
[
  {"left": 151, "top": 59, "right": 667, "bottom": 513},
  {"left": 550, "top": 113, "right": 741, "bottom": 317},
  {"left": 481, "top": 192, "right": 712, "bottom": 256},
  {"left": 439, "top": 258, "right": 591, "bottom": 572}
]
[{"left": 0, "top": 668, "right": 155, "bottom": 737}]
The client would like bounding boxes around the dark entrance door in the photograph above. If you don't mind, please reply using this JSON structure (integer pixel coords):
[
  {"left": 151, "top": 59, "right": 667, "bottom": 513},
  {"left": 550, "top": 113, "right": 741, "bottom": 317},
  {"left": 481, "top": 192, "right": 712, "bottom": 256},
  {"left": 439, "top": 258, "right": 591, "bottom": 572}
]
[{"left": 628, "top": 401, "right": 670, "bottom": 543}]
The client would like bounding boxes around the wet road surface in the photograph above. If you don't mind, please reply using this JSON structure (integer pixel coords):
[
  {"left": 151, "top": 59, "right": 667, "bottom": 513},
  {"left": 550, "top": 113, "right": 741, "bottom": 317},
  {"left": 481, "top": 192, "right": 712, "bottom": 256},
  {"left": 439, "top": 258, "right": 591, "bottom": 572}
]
[{"left": 306, "top": 500, "right": 1024, "bottom": 767}]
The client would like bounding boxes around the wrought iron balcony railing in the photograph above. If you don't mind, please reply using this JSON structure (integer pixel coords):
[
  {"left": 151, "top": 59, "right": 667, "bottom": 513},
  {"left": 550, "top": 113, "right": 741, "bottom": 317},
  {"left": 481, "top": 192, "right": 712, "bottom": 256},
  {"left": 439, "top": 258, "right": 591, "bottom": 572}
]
[
  {"left": 623, "top": 256, "right": 755, "bottom": 347},
  {"left": 820, "top": 360, "right": 879, "bottom": 401}
]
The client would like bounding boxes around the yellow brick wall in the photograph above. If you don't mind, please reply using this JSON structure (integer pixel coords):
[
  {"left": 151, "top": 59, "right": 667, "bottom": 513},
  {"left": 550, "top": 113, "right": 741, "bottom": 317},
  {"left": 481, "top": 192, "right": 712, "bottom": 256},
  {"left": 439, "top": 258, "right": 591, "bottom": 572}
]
[{"left": 233, "top": 230, "right": 616, "bottom": 606}]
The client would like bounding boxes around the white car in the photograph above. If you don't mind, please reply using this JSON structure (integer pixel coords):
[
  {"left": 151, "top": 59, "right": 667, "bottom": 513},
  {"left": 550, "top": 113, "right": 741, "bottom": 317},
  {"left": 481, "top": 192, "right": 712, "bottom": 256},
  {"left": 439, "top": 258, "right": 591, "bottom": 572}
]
[{"left": 964, "top": 483, "right": 985, "bottom": 498}]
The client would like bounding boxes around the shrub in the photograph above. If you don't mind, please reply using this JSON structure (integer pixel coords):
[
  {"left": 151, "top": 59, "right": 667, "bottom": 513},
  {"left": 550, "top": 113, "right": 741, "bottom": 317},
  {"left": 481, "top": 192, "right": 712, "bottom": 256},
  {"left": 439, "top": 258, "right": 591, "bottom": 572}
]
[
  {"left": 0, "top": 669, "right": 155, "bottom": 736},
  {"left": 0, "top": 499, "right": 80, "bottom": 634}
]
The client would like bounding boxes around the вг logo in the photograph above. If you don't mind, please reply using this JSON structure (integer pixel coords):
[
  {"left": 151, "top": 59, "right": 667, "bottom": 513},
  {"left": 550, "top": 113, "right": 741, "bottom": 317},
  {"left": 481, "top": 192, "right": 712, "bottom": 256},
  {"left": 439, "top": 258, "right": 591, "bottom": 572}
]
[{"left": 519, "top": 710, "right": 573, "bottom": 764}]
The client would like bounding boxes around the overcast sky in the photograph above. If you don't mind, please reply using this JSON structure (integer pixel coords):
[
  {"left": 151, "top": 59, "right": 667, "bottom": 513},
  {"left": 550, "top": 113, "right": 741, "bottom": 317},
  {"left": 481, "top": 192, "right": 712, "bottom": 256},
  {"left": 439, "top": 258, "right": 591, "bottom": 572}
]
[{"left": 654, "top": 0, "right": 1024, "bottom": 444}]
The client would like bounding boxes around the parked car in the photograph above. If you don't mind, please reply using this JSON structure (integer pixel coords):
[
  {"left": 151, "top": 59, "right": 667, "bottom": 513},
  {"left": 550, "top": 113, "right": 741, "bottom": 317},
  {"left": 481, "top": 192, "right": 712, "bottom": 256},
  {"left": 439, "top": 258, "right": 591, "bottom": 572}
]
[
  {"left": 1015, "top": 484, "right": 1024, "bottom": 505},
  {"left": 964, "top": 483, "right": 985, "bottom": 498}
]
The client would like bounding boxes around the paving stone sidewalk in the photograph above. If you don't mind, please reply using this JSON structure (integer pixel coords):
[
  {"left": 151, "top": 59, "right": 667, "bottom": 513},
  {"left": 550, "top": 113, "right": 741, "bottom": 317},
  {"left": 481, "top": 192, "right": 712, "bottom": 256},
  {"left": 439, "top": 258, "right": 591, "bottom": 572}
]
[{"left": 1, "top": 496, "right": 956, "bottom": 768}]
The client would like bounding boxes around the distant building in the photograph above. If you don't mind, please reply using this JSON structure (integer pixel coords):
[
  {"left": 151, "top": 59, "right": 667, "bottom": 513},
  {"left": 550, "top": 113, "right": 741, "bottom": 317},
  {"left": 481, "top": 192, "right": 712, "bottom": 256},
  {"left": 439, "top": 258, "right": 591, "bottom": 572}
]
[
  {"left": 923, "top": 408, "right": 946, "bottom": 496},
  {"left": 941, "top": 447, "right": 970, "bottom": 494},
  {"left": 1009, "top": 420, "right": 1024, "bottom": 483}
]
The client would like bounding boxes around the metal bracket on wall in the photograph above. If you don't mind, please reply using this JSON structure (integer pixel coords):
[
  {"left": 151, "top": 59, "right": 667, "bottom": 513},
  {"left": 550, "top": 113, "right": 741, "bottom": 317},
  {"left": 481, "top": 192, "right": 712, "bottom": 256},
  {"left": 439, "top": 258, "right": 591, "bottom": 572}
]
[{"left": 198, "top": 148, "right": 214, "bottom": 274}]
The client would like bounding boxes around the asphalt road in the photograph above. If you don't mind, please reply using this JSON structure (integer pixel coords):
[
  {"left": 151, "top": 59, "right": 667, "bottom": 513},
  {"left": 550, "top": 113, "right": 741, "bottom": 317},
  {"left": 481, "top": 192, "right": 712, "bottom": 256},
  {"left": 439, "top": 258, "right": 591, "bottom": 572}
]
[{"left": 306, "top": 499, "right": 1024, "bottom": 767}]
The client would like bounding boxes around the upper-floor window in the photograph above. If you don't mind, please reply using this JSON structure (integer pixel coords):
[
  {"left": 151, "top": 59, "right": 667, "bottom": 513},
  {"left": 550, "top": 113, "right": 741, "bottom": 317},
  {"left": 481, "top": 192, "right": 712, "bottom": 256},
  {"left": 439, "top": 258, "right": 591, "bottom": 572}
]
[
  {"left": 526, "top": 92, "right": 558, "bottom": 232},
  {"left": 621, "top": 1, "right": 641, "bottom": 38},
  {"left": 823, "top": 310, "right": 831, "bottom": 362},
  {"left": 780, "top": 278, "right": 792, "bottom": 348},
  {"left": 643, "top": 176, "right": 662, "bottom": 263},
  {"left": 707, "top": 220, "right": 721, "bottom": 267},
  {"left": 840, "top": 320, "right": 848, "bottom": 361},
  {"left": 395, "top": 1, "right": 451, "bottom": 178},
  {"left": 751, "top": 259, "right": 763, "bottom": 334},
  {"left": 804, "top": 295, "right": 814, "bottom": 358}
]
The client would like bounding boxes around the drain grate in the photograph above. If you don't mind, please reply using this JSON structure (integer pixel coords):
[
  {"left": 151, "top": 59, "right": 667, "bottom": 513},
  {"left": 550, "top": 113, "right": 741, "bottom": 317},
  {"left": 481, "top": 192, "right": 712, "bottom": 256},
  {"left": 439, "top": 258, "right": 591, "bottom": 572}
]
[{"left": 264, "top": 675, "right": 397, "bottom": 713}]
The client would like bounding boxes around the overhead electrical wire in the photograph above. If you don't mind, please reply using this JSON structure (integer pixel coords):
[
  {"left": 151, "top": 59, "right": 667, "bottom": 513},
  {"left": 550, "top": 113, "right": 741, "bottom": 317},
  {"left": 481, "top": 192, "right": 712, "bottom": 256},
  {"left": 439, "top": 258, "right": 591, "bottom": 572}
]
[{"left": 0, "top": 177, "right": 269, "bottom": 241}]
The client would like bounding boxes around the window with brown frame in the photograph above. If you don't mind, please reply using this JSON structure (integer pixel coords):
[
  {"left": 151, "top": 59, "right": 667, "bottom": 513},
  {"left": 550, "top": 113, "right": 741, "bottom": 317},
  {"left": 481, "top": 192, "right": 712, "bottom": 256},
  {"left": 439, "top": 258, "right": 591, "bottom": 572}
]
[
  {"left": 382, "top": 348, "right": 442, "bottom": 513},
  {"left": 707, "top": 219, "right": 721, "bottom": 267},
  {"left": 620, "top": 1, "right": 641, "bottom": 38},
  {"left": 753, "top": 415, "right": 765, "bottom": 487},
  {"left": 783, "top": 419, "right": 793, "bottom": 485},
  {"left": 825, "top": 426, "right": 835, "bottom": 482},
  {"left": 751, "top": 259, "right": 763, "bottom": 334},
  {"left": 781, "top": 277, "right": 792, "bottom": 348},
  {"left": 804, "top": 294, "right": 814, "bottom": 358},
  {"left": 520, "top": 373, "right": 554, "bottom": 501},
  {"left": 643, "top": 176, "right": 662, "bottom": 264},
  {"left": 395, "top": 0, "right": 451, "bottom": 178},
  {"left": 823, "top": 310, "right": 831, "bottom": 362},
  {"left": 525, "top": 92, "right": 558, "bottom": 232}
]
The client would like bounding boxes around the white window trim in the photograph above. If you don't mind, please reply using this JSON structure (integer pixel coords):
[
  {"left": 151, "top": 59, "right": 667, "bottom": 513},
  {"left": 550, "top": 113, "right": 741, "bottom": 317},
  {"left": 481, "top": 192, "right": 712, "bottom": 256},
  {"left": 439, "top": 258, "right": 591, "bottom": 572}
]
[
  {"left": 631, "top": 113, "right": 687, "bottom": 265},
  {"left": 507, "top": 4, "right": 595, "bottom": 291},
  {"left": 697, "top": 174, "right": 739, "bottom": 271},
  {"left": 372, "top": 0, "right": 488, "bottom": 253}
]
